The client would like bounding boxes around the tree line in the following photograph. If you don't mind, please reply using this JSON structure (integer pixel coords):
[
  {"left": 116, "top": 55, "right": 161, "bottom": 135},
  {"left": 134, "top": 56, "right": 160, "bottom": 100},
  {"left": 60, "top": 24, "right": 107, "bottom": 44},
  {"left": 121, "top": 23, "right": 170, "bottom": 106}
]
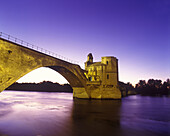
[
  {"left": 135, "top": 79, "right": 170, "bottom": 96},
  {"left": 6, "top": 81, "right": 73, "bottom": 93},
  {"left": 119, "top": 79, "right": 170, "bottom": 97}
]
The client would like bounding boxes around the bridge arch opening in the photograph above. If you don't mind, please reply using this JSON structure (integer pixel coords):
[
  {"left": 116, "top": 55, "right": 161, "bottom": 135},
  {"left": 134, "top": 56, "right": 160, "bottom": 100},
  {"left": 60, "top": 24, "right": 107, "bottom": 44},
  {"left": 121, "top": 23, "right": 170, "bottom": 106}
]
[
  {"left": 7, "top": 65, "right": 89, "bottom": 98},
  {"left": 13, "top": 67, "right": 74, "bottom": 93},
  {"left": 17, "top": 67, "right": 69, "bottom": 85}
]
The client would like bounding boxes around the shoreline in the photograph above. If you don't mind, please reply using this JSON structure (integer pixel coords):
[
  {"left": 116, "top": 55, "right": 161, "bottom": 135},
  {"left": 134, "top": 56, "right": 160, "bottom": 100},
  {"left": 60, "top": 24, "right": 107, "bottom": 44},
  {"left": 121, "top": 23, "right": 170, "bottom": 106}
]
[{"left": 4, "top": 89, "right": 73, "bottom": 93}]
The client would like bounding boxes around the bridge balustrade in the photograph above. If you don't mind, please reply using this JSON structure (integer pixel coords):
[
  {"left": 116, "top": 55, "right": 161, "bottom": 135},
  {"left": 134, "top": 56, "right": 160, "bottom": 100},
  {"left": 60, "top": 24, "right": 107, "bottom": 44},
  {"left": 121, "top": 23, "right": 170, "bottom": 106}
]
[{"left": 0, "top": 32, "right": 78, "bottom": 64}]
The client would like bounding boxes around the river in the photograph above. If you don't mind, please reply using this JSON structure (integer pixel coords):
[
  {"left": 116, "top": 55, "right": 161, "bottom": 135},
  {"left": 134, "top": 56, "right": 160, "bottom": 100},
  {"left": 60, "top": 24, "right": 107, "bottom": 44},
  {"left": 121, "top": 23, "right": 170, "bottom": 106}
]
[{"left": 0, "top": 91, "right": 170, "bottom": 136}]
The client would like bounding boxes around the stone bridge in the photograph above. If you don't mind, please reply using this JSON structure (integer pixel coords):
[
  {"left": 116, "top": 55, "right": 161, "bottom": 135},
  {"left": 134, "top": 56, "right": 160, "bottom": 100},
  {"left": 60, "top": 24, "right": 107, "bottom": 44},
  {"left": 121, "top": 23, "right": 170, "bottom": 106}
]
[{"left": 0, "top": 33, "right": 121, "bottom": 99}]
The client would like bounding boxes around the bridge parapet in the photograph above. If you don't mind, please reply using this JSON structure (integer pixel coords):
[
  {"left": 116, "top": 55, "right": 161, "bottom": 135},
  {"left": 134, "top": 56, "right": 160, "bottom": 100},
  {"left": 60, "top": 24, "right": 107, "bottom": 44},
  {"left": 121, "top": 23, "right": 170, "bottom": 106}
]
[{"left": 0, "top": 32, "right": 78, "bottom": 64}]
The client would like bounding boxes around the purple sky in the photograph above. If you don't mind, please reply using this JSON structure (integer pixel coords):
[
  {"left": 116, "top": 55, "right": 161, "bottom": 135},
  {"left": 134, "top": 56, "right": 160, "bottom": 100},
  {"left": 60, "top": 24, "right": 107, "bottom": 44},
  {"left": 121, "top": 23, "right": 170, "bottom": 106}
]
[{"left": 0, "top": 0, "right": 169, "bottom": 85}]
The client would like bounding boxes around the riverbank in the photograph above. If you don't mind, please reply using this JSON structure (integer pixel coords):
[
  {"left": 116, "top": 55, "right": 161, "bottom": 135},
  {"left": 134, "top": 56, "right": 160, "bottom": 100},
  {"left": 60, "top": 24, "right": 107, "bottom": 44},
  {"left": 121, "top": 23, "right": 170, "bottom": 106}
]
[{"left": 6, "top": 81, "right": 73, "bottom": 93}]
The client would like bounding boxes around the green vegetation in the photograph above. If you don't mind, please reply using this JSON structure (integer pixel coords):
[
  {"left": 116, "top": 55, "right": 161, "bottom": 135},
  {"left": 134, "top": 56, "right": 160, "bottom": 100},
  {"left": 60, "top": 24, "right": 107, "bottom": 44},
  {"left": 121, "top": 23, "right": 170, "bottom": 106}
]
[
  {"left": 119, "top": 79, "right": 170, "bottom": 97},
  {"left": 6, "top": 81, "right": 73, "bottom": 93},
  {"left": 135, "top": 79, "right": 170, "bottom": 96}
]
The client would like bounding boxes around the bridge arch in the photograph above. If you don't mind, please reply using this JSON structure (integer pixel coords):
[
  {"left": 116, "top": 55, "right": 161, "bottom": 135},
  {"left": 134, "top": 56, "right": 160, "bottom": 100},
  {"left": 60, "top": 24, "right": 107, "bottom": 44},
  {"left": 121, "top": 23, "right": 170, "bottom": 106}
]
[
  {"left": 47, "top": 66, "right": 85, "bottom": 87},
  {"left": 0, "top": 38, "right": 89, "bottom": 98}
]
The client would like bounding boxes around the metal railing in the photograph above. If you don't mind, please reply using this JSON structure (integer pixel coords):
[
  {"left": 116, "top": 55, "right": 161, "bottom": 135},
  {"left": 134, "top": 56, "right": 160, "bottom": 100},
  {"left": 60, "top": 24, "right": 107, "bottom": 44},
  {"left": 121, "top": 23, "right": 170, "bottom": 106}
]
[{"left": 0, "top": 32, "right": 79, "bottom": 64}]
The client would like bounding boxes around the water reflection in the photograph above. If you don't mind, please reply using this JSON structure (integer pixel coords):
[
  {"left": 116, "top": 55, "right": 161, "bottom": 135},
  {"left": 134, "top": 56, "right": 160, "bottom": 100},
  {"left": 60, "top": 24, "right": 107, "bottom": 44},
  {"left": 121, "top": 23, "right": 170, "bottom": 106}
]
[
  {"left": 120, "top": 96, "right": 170, "bottom": 136},
  {"left": 0, "top": 91, "right": 74, "bottom": 136},
  {"left": 0, "top": 91, "right": 170, "bottom": 136},
  {"left": 71, "top": 99, "right": 122, "bottom": 136}
]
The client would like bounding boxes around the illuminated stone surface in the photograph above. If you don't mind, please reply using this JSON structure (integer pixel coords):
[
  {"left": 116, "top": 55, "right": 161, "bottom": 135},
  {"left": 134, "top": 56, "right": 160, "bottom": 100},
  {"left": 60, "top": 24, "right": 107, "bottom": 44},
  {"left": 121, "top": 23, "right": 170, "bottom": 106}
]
[
  {"left": 84, "top": 53, "right": 121, "bottom": 99},
  {"left": 0, "top": 38, "right": 121, "bottom": 99}
]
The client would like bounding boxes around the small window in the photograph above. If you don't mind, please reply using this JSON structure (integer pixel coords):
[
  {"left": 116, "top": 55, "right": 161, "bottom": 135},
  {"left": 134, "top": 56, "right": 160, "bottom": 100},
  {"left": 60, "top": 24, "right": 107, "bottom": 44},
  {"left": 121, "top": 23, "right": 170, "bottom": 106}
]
[
  {"left": 106, "top": 61, "right": 108, "bottom": 65},
  {"left": 107, "top": 74, "right": 109, "bottom": 79},
  {"left": 89, "top": 77, "right": 92, "bottom": 81}
]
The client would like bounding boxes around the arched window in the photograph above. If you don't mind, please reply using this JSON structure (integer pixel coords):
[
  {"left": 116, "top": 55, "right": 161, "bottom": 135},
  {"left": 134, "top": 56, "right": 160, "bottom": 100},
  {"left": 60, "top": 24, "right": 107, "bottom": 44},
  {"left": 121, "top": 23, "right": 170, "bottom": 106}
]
[{"left": 107, "top": 74, "right": 109, "bottom": 79}]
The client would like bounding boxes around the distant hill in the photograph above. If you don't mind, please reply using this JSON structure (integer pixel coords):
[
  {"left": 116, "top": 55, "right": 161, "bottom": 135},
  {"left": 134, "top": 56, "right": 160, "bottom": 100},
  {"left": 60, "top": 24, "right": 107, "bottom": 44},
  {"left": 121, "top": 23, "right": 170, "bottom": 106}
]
[{"left": 6, "top": 81, "right": 73, "bottom": 93}]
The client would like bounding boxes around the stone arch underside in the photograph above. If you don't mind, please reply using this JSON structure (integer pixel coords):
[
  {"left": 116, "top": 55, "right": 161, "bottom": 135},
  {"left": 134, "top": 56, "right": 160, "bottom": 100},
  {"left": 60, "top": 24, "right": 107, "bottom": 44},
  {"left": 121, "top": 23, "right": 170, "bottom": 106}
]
[{"left": 47, "top": 66, "right": 85, "bottom": 87}]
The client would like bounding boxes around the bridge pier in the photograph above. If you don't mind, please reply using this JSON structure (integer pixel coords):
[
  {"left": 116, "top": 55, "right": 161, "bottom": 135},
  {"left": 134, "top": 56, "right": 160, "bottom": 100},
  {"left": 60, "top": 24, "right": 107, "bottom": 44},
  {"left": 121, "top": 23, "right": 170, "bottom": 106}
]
[
  {"left": 73, "top": 87, "right": 90, "bottom": 99},
  {"left": 73, "top": 86, "right": 121, "bottom": 99}
]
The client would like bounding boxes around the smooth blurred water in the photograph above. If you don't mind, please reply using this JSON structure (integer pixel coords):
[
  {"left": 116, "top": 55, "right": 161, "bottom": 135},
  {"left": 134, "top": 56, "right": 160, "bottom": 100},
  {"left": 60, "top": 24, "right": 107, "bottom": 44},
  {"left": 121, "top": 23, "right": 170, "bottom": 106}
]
[{"left": 0, "top": 91, "right": 170, "bottom": 136}]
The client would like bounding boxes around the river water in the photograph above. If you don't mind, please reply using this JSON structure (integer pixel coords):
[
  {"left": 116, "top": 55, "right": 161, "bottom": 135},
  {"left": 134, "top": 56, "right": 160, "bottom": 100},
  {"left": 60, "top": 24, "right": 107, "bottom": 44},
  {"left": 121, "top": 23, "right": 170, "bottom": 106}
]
[{"left": 0, "top": 91, "right": 170, "bottom": 136}]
